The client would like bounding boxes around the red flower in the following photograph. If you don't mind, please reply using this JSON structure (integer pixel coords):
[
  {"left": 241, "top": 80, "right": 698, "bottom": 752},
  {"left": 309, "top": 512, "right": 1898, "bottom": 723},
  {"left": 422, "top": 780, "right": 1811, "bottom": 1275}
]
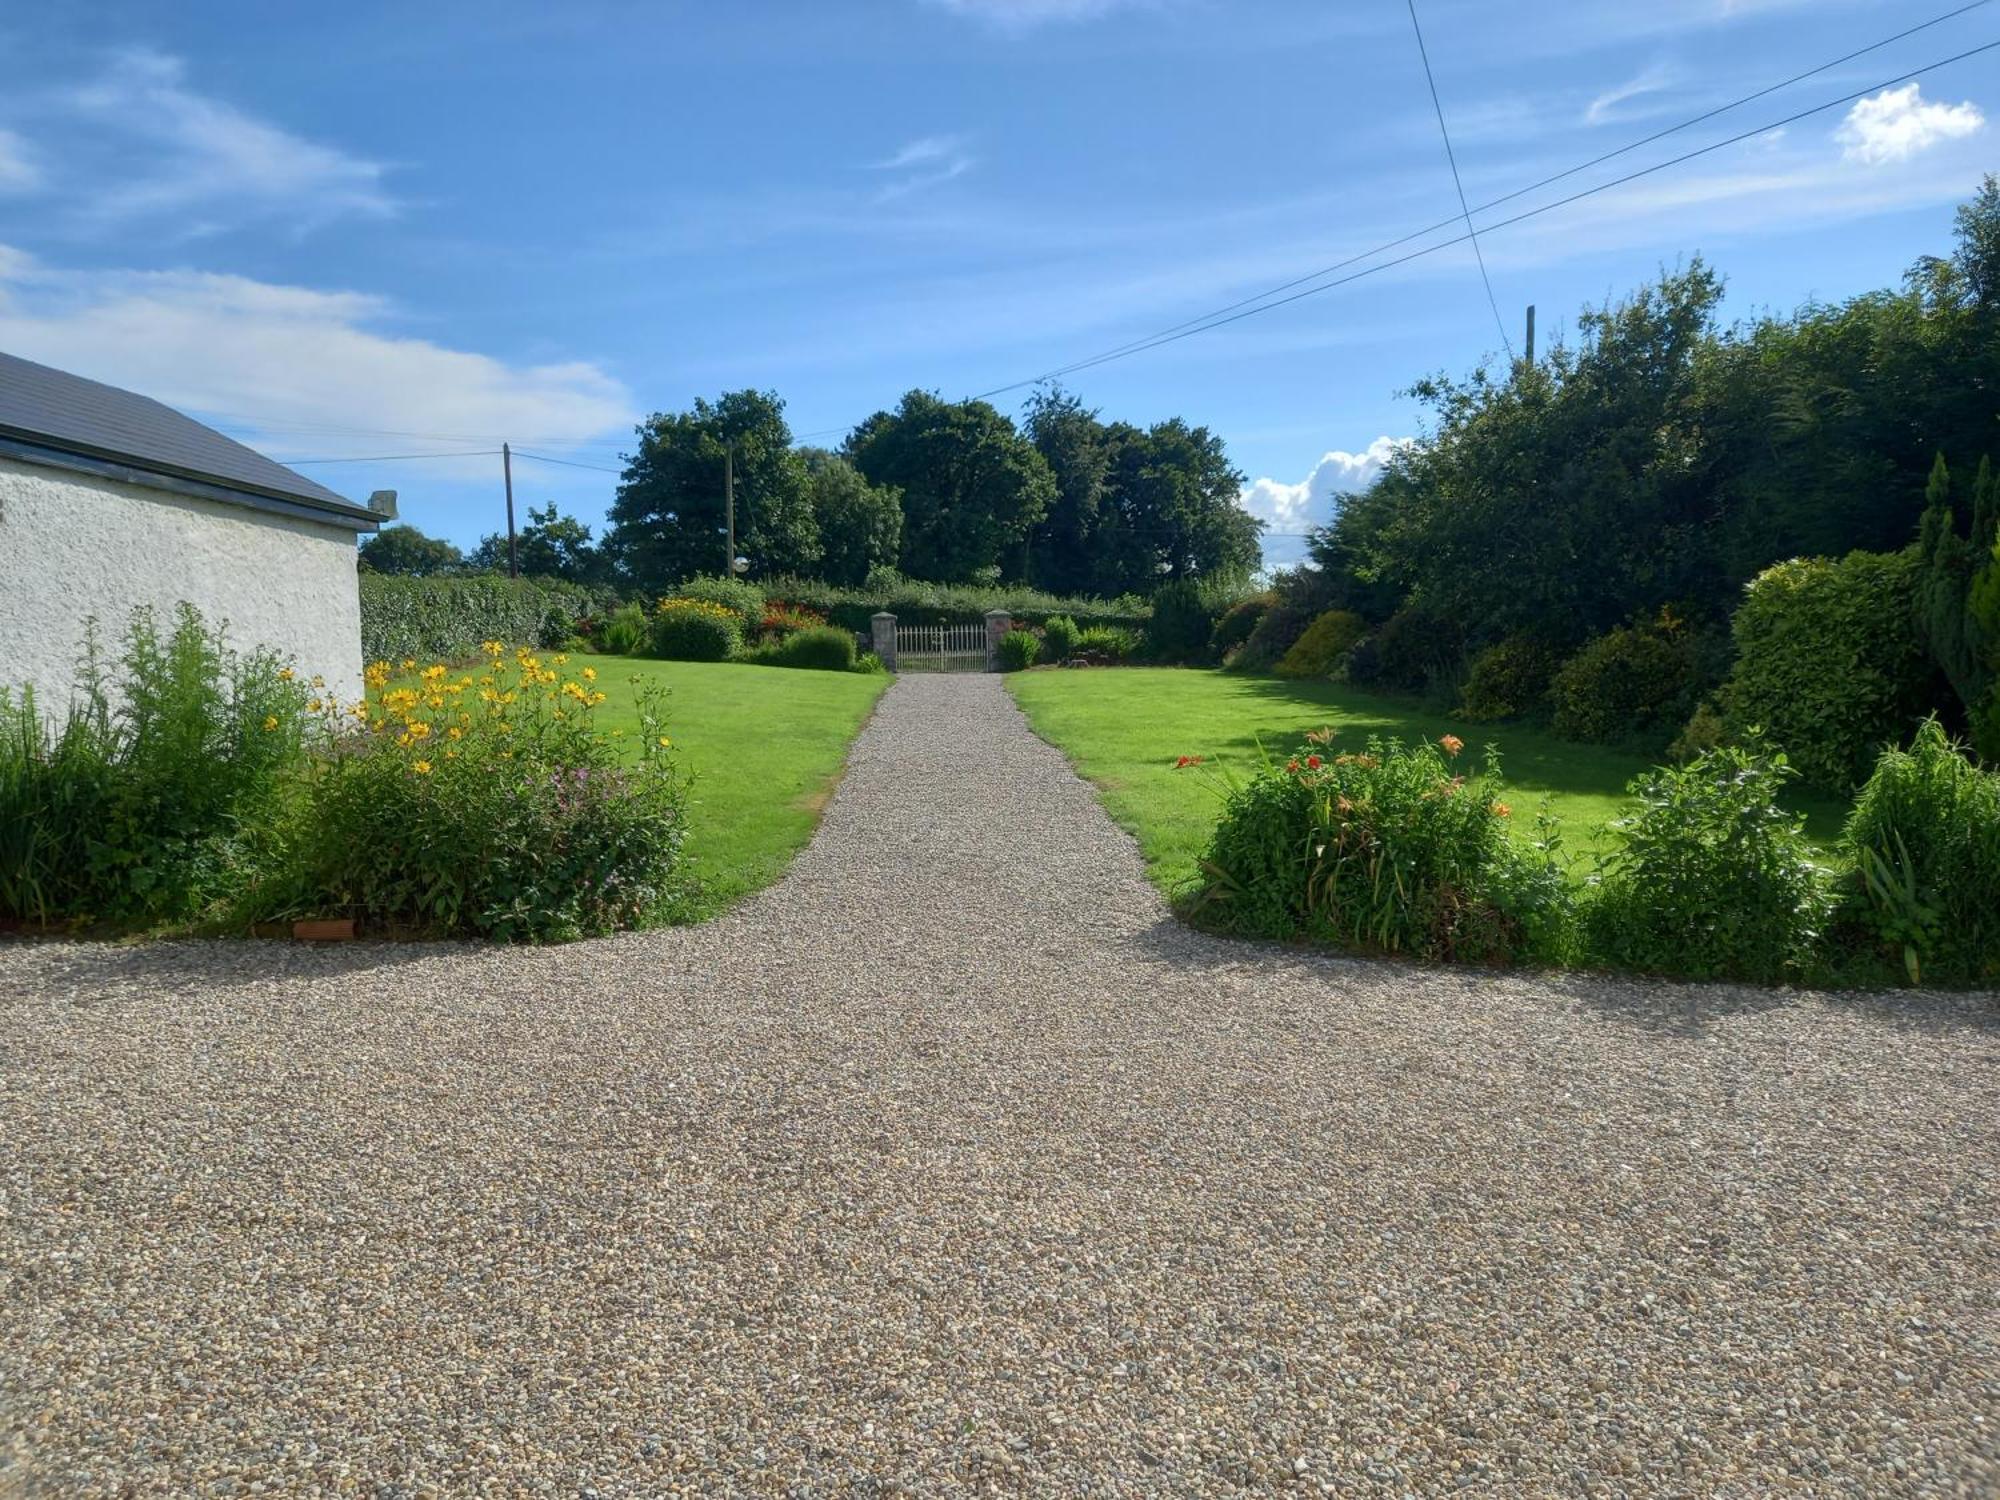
[
  {"left": 1305, "top": 754, "right": 1322, "bottom": 769},
  {"left": 1286, "top": 758, "right": 1300, "bottom": 773},
  {"left": 1174, "top": 754, "right": 1204, "bottom": 768}
]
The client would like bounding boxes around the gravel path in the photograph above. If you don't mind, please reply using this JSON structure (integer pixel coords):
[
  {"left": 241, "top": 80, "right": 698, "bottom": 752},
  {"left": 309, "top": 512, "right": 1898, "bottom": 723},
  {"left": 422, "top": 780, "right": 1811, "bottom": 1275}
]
[{"left": 2, "top": 674, "right": 1996, "bottom": 1498}]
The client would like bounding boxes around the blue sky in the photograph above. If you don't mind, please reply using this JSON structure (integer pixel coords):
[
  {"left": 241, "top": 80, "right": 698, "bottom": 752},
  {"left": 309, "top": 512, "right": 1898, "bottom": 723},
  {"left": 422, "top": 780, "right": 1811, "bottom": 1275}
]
[{"left": 0, "top": 0, "right": 1994, "bottom": 568}]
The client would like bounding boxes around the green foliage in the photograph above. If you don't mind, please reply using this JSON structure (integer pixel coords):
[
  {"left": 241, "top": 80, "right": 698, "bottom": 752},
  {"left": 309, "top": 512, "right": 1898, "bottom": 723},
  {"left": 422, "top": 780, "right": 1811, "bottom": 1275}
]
[
  {"left": 359, "top": 573, "right": 604, "bottom": 661},
  {"left": 802, "top": 451, "right": 903, "bottom": 587},
  {"left": 1459, "top": 636, "right": 1560, "bottom": 721},
  {"left": 1193, "top": 732, "right": 1569, "bottom": 965},
  {"left": 743, "top": 625, "right": 858, "bottom": 672},
  {"left": 997, "top": 629, "right": 1040, "bottom": 672},
  {"left": 749, "top": 573, "right": 1145, "bottom": 635},
  {"left": 467, "top": 504, "right": 611, "bottom": 585},
  {"left": 357, "top": 523, "right": 464, "bottom": 577},
  {"left": 1041, "top": 614, "right": 1082, "bottom": 663},
  {"left": 649, "top": 599, "right": 742, "bottom": 662},
  {"left": 600, "top": 602, "right": 650, "bottom": 656},
  {"left": 606, "top": 389, "right": 820, "bottom": 592},
  {"left": 1582, "top": 744, "right": 1827, "bottom": 983},
  {"left": 1145, "top": 579, "right": 1213, "bottom": 663},
  {"left": 1915, "top": 453, "right": 2000, "bottom": 744},
  {"left": 1209, "top": 592, "right": 1273, "bottom": 661},
  {"left": 1229, "top": 602, "right": 1311, "bottom": 673},
  {"left": 674, "top": 573, "right": 765, "bottom": 625},
  {"left": 1549, "top": 622, "right": 1700, "bottom": 747},
  {"left": 846, "top": 389, "right": 1054, "bottom": 582},
  {"left": 1726, "top": 550, "right": 1935, "bottom": 790},
  {"left": 0, "top": 606, "right": 310, "bottom": 926},
  {"left": 1369, "top": 603, "right": 1465, "bottom": 692},
  {"left": 1021, "top": 386, "right": 1264, "bottom": 596},
  {"left": 246, "top": 660, "right": 686, "bottom": 942},
  {"left": 1274, "top": 610, "right": 1365, "bottom": 679},
  {"left": 1837, "top": 720, "right": 2000, "bottom": 986},
  {"left": 1667, "top": 699, "right": 1730, "bottom": 763},
  {"left": 1074, "top": 624, "right": 1141, "bottom": 662}
]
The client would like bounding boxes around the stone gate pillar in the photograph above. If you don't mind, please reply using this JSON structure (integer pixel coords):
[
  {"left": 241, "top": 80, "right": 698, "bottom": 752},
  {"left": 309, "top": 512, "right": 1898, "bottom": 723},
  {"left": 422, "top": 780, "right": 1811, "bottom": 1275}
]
[
  {"left": 871, "top": 611, "right": 898, "bottom": 672},
  {"left": 984, "top": 609, "right": 1012, "bottom": 671}
]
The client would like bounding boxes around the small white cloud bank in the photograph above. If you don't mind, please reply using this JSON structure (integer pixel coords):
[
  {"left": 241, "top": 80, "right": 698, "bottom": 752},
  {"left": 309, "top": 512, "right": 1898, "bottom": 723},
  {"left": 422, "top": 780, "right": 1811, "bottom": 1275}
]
[
  {"left": 1585, "top": 62, "right": 1673, "bottom": 127},
  {"left": 1836, "top": 83, "right": 1984, "bottom": 167},
  {"left": 868, "top": 133, "right": 975, "bottom": 201},
  {"left": 1239, "top": 437, "right": 1410, "bottom": 537},
  {"left": 0, "top": 249, "right": 633, "bottom": 484}
]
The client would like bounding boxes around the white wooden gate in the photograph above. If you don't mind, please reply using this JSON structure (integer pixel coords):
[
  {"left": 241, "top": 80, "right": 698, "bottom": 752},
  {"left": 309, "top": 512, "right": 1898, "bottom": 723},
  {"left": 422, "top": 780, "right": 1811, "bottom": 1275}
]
[{"left": 895, "top": 619, "right": 988, "bottom": 672}]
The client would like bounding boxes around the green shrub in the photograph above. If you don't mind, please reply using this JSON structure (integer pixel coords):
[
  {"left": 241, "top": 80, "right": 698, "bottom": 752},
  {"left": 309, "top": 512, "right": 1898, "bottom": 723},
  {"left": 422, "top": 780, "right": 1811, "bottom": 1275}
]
[
  {"left": 1725, "top": 550, "right": 1935, "bottom": 790},
  {"left": 601, "top": 602, "right": 650, "bottom": 656},
  {"left": 359, "top": 573, "right": 605, "bottom": 661},
  {"left": 1582, "top": 744, "right": 1827, "bottom": 983},
  {"left": 1144, "top": 580, "right": 1212, "bottom": 663},
  {"left": 1836, "top": 719, "right": 2000, "bottom": 986},
  {"left": 649, "top": 599, "right": 743, "bottom": 662},
  {"left": 1230, "top": 603, "right": 1311, "bottom": 673},
  {"left": 854, "top": 651, "right": 887, "bottom": 675},
  {"left": 1459, "top": 636, "right": 1559, "bottom": 720},
  {"left": 676, "top": 574, "right": 765, "bottom": 625},
  {"left": 0, "top": 605, "right": 310, "bottom": 926},
  {"left": 1371, "top": 604, "right": 1465, "bottom": 691},
  {"left": 245, "top": 649, "right": 685, "bottom": 941},
  {"left": 752, "top": 573, "right": 1147, "bottom": 634},
  {"left": 1193, "top": 731, "right": 1570, "bottom": 964},
  {"left": 1274, "top": 610, "right": 1366, "bottom": 679},
  {"left": 756, "top": 602, "right": 829, "bottom": 641},
  {"left": 1549, "top": 624, "right": 1698, "bottom": 746},
  {"left": 1041, "top": 614, "right": 1083, "bottom": 663},
  {"left": 1667, "top": 700, "right": 1730, "bottom": 762},
  {"left": 997, "top": 629, "right": 1040, "bottom": 672},
  {"left": 1075, "top": 624, "right": 1141, "bottom": 662},
  {"left": 1210, "top": 593, "right": 1274, "bottom": 661},
  {"left": 744, "top": 625, "right": 858, "bottom": 672}
]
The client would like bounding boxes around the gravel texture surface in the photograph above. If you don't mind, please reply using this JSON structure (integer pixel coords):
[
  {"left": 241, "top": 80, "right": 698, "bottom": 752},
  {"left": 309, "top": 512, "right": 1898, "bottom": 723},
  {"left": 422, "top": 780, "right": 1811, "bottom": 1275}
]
[{"left": 2, "top": 673, "right": 1997, "bottom": 1498}]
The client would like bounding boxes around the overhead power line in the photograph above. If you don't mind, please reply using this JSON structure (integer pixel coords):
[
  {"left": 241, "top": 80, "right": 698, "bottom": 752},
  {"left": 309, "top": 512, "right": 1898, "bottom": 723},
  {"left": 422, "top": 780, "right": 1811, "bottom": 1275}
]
[
  {"left": 512, "top": 449, "right": 626, "bottom": 474},
  {"left": 973, "top": 35, "right": 2000, "bottom": 397},
  {"left": 1405, "top": 0, "right": 1514, "bottom": 361},
  {"left": 279, "top": 449, "right": 500, "bottom": 465},
  {"left": 971, "top": 0, "right": 1994, "bottom": 399}
]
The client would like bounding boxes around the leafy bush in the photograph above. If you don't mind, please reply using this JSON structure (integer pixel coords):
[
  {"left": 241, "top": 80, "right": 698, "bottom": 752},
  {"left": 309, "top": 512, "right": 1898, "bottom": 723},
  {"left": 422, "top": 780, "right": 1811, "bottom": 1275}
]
[
  {"left": 1667, "top": 699, "right": 1730, "bottom": 762},
  {"left": 1371, "top": 604, "right": 1465, "bottom": 692},
  {"left": 1836, "top": 719, "right": 2000, "bottom": 986},
  {"left": 1548, "top": 624, "right": 1698, "bottom": 746},
  {"left": 1145, "top": 580, "right": 1213, "bottom": 663},
  {"left": 1210, "top": 592, "right": 1274, "bottom": 661},
  {"left": 757, "top": 602, "right": 829, "bottom": 641},
  {"left": 1041, "top": 614, "right": 1083, "bottom": 663},
  {"left": 1459, "top": 636, "right": 1560, "bottom": 720},
  {"left": 650, "top": 598, "right": 743, "bottom": 662},
  {"left": 1193, "top": 730, "right": 1570, "bottom": 964},
  {"left": 1075, "top": 624, "right": 1141, "bottom": 662},
  {"left": 743, "top": 625, "right": 858, "bottom": 672},
  {"left": 0, "top": 605, "right": 310, "bottom": 926},
  {"left": 676, "top": 574, "right": 765, "bottom": 626},
  {"left": 1581, "top": 744, "right": 1827, "bottom": 983},
  {"left": 601, "top": 602, "right": 650, "bottom": 656},
  {"left": 1725, "top": 550, "right": 1937, "bottom": 790},
  {"left": 359, "top": 574, "right": 607, "bottom": 661},
  {"left": 997, "top": 629, "right": 1040, "bottom": 672},
  {"left": 243, "top": 648, "right": 685, "bottom": 941},
  {"left": 854, "top": 651, "right": 887, "bottom": 675},
  {"left": 1274, "top": 610, "right": 1366, "bottom": 679},
  {"left": 1230, "top": 603, "right": 1312, "bottom": 673},
  {"left": 754, "top": 573, "right": 1147, "bottom": 634}
]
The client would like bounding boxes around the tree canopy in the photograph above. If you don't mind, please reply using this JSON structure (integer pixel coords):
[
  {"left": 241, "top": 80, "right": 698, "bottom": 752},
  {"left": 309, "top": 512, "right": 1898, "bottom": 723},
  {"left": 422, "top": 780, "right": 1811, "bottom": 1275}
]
[{"left": 357, "top": 524, "right": 464, "bottom": 577}]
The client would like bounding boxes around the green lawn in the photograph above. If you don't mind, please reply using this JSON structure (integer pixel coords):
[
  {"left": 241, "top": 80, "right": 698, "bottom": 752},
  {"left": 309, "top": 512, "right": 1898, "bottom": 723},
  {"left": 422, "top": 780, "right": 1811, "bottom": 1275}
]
[
  {"left": 1009, "top": 667, "right": 1851, "bottom": 897},
  {"left": 594, "top": 659, "right": 887, "bottom": 918}
]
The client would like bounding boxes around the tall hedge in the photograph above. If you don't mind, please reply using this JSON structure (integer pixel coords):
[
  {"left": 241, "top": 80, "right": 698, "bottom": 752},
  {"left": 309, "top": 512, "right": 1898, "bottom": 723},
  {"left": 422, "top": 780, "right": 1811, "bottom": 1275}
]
[
  {"left": 1726, "top": 549, "right": 1934, "bottom": 790},
  {"left": 754, "top": 574, "right": 1147, "bottom": 633},
  {"left": 359, "top": 575, "right": 606, "bottom": 662}
]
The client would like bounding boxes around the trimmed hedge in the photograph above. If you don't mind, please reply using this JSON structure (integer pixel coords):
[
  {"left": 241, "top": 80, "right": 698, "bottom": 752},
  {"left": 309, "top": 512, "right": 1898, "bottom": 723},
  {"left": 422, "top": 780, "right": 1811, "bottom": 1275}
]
[
  {"left": 650, "top": 600, "right": 741, "bottom": 661},
  {"left": 1549, "top": 625, "right": 1699, "bottom": 747},
  {"left": 744, "top": 625, "right": 859, "bottom": 671},
  {"left": 1274, "top": 610, "right": 1365, "bottom": 679},
  {"left": 1725, "top": 549, "right": 1935, "bottom": 790},
  {"left": 360, "top": 574, "right": 607, "bottom": 663},
  {"left": 757, "top": 574, "right": 1147, "bottom": 633},
  {"left": 1459, "top": 636, "right": 1560, "bottom": 720}
]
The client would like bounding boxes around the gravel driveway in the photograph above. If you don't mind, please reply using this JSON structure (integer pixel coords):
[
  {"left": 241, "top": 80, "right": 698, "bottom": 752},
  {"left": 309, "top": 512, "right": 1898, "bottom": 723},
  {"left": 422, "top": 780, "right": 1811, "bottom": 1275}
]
[{"left": 2, "top": 674, "right": 1996, "bottom": 1497}]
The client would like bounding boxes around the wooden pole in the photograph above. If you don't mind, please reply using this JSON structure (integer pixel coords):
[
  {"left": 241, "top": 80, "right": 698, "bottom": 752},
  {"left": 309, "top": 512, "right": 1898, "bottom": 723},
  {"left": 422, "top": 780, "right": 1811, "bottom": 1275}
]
[
  {"left": 503, "top": 442, "right": 518, "bottom": 579},
  {"left": 725, "top": 442, "right": 736, "bottom": 575},
  {"left": 1524, "top": 304, "right": 1536, "bottom": 366}
]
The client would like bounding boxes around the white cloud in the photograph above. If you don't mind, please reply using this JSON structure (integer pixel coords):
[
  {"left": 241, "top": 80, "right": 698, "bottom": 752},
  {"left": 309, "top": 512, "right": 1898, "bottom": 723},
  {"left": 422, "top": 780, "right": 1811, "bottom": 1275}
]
[
  {"left": 0, "top": 129, "right": 39, "bottom": 193},
  {"left": 1239, "top": 437, "right": 1410, "bottom": 535},
  {"left": 1585, "top": 62, "right": 1673, "bottom": 126},
  {"left": 0, "top": 250, "right": 632, "bottom": 481},
  {"left": 869, "top": 134, "right": 975, "bottom": 200},
  {"left": 1836, "top": 83, "right": 1985, "bottom": 167},
  {"left": 42, "top": 48, "right": 394, "bottom": 234},
  {"left": 920, "top": 0, "right": 1153, "bottom": 28}
]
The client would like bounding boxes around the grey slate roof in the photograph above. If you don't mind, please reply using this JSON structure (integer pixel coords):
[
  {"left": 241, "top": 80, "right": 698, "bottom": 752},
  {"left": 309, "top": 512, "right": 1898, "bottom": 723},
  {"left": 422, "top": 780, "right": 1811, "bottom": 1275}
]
[{"left": 0, "top": 350, "right": 375, "bottom": 524}]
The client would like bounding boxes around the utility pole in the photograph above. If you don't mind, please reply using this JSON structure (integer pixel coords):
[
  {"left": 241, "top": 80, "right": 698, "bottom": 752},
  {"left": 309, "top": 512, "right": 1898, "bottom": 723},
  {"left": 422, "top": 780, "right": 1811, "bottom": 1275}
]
[
  {"left": 724, "top": 441, "right": 736, "bottom": 576},
  {"left": 503, "top": 441, "right": 519, "bottom": 579},
  {"left": 1524, "top": 304, "right": 1536, "bottom": 366}
]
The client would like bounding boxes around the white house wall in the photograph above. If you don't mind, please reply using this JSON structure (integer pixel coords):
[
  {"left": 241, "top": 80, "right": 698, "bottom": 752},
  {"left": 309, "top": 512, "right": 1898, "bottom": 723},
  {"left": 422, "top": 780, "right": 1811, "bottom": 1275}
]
[{"left": 0, "top": 454, "right": 364, "bottom": 713}]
